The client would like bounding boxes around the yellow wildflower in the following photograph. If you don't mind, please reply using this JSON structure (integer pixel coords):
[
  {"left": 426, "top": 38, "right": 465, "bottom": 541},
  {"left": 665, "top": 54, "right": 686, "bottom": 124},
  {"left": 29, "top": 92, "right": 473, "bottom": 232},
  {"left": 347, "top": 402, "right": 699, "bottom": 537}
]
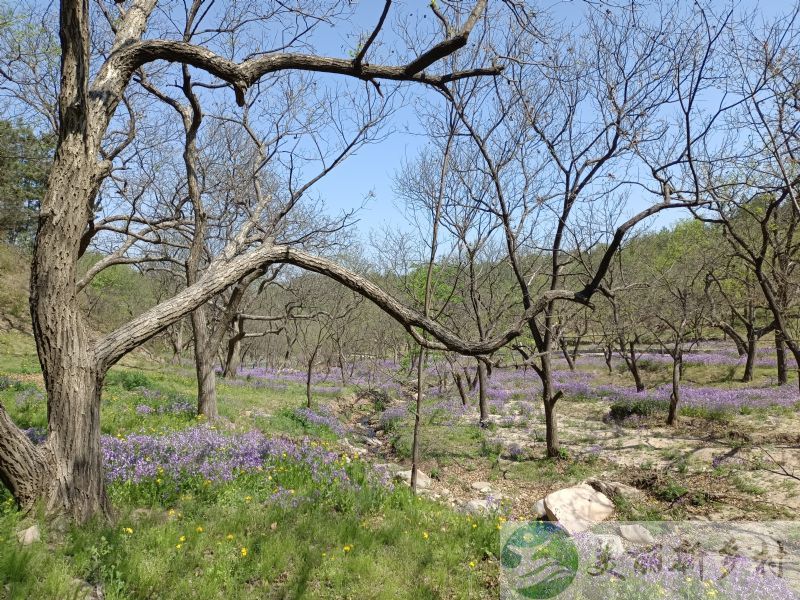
[
  {"left": 422, "top": 532, "right": 429, "bottom": 540},
  {"left": 240, "top": 547, "right": 248, "bottom": 557},
  {"left": 196, "top": 526, "right": 204, "bottom": 533},
  {"left": 226, "top": 534, "right": 234, "bottom": 540}
]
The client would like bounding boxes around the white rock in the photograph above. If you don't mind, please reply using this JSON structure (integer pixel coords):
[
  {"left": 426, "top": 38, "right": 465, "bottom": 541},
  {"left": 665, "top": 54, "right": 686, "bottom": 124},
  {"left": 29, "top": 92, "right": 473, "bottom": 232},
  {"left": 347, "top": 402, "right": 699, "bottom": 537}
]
[
  {"left": 16, "top": 525, "right": 40, "bottom": 545},
  {"left": 544, "top": 483, "right": 614, "bottom": 534},
  {"left": 342, "top": 440, "right": 367, "bottom": 456},
  {"left": 589, "top": 534, "right": 626, "bottom": 558},
  {"left": 365, "top": 437, "right": 383, "bottom": 447},
  {"left": 395, "top": 469, "right": 433, "bottom": 489},
  {"left": 619, "top": 524, "right": 656, "bottom": 545},
  {"left": 532, "top": 498, "right": 548, "bottom": 520},
  {"left": 465, "top": 498, "right": 493, "bottom": 514},
  {"left": 470, "top": 481, "right": 493, "bottom": 493}
]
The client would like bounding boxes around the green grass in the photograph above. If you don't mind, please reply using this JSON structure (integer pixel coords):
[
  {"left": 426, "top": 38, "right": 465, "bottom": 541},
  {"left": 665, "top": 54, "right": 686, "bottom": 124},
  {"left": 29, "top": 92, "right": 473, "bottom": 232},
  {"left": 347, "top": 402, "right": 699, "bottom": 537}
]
[{"left": 0, "top": 333, "right": 501, "bottom": 598}]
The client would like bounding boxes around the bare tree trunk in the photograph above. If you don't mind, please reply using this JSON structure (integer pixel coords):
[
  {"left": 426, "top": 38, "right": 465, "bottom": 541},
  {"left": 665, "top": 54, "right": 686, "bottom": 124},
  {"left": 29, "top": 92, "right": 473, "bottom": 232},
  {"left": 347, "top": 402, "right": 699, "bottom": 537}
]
[
  {"left": 742, "top": 330, "right": 757, "bottom": 383},
  {"left": 306, "top": 347, "right": 319, "bottom": 409},
  {"left": 222, "top": 333, "right": 242, "bottom": 378},
  {"left": 464, "top": 366, "right": 478, "bottom": 391},
  {"left": 667, "top": 354, "right": 682, "bottom": 426},
  {"left": 559, "top": 337, "right": 575, "bottom": 371},
  {"left": 625, "top": 341, "right": 645, "bottom": 392},
  {"left": 24, "top": 120, "right": 111, "bottom": 520},
  {"left": 453, "top": 371, "right": 468, "bottom": 406},
  {"left": 776, "top": 329, "right": 788, "bottom": 385},
  {"left": 477, "top": 360, "right": 488, "bottom": 427},
  {"left": 603, "top": 343, "right": 614, "bottom": 373},
  {"left": 411, "top": 346, "right": 425, "bottom": 491},
  {"left": 540, "top": 353, "right": 560, "bottom": 458}
]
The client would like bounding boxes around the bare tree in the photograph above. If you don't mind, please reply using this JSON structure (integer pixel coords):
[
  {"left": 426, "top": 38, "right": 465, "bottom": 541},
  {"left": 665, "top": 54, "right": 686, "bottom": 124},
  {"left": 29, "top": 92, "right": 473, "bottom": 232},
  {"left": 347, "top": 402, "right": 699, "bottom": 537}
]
[{"left": 0, "top": 0, "right": 502, "bottom": 521}]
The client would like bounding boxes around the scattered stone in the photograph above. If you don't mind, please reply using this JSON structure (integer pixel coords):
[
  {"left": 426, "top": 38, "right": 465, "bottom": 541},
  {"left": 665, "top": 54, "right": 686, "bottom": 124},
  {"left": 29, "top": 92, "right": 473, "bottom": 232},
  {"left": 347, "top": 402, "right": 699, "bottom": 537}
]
[
  {"left": 341, "top": 439, "right": 367, "bottom": 456},
  {"left": 544, "top": 483, "right": 614, "bottom": 534},
  {"left": 374, "top": 462, "right": 403, "bottom": 475},
  {"left": 619, "top": 524, "right": 656, "bottom": 545},
  {"left": 465, "top": 498, "right": 494, "bottom": 514},
  {"left": 470, "top": 481, "right": 493, "bottom": 493},
  {"left": 16, "top": 525, "right": 40, "bottom": 546},
  {"left": 395, "top": 469, "right": 433, "bottom": 489},
  {"left": 532, "top": 499, "right": 548, "bottom": 520},
  {"left": 418, "top": 488, "right": 441, "bottom": 500},
  {"left": 71, "top": 578, "right": 104, "bottom": 600},
  {"left": 365, "top": 437, "right": 383, "bottom": 448}
]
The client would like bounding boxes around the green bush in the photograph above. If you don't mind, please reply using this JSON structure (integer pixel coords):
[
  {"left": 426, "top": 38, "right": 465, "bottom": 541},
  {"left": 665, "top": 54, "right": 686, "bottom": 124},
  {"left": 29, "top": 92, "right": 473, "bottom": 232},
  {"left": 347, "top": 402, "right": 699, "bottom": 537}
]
[
  {"left": 107, "top": 370, "right": 151, "bottom": 391},
  {"left": 609, "top": 398, "right": 668, "bottom": 420}
]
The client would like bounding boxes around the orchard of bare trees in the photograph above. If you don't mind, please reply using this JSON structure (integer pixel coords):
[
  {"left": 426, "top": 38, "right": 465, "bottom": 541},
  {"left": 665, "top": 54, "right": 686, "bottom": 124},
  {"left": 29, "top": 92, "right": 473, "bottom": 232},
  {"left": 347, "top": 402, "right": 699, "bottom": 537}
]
[{"left": 1, "top": 1, "right": 799, "bottom": 597}]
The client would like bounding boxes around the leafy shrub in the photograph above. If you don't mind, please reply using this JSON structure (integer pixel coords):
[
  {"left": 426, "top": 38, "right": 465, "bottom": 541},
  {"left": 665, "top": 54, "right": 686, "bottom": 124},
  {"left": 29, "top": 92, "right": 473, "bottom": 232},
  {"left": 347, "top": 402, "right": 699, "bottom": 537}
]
[
  {"left": 609, "top": 398, "right": 668, "bottom": 421},
  {"left": 636, "top": 359, "right": 663, "bottom": 373},
  {"left": 107, "top": 370, "right": 151, "bottom": 391}
]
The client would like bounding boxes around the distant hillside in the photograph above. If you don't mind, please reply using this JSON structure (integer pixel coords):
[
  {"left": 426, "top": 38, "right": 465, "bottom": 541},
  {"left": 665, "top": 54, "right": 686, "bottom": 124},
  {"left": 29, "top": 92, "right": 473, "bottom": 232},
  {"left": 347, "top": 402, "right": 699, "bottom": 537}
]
[{"left": 0, "top": 243, "right": 31, "bottom": 332}]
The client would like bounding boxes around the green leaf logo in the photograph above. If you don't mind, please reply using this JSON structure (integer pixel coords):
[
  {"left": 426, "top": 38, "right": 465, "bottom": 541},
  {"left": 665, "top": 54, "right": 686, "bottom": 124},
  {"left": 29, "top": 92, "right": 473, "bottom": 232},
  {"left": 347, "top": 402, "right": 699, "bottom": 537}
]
[{"left": 501, "top": 522, "right": 579, "bottom": 599}]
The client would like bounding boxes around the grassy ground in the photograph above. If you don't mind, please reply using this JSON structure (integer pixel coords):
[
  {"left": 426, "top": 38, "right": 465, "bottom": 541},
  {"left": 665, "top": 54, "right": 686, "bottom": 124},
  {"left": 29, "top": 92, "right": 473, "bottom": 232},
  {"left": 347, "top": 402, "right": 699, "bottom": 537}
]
[
  {"left": 2, "top": 330, "right": 799, "bottom": 598},
  {"left": 0, "top": 333, "right": 500, "bottom": 599}
]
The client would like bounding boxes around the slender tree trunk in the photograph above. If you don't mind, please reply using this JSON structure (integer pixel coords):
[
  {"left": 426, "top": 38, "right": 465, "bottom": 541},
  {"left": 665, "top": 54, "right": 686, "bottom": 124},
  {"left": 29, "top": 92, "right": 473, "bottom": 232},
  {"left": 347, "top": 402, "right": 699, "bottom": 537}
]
[
  {"left": 411, "top": 346, "right": 425, "bottom": 491},
  {"left": 453, "top": 372, "right": 468, "bottom": 406},
  {"left": 667, "top": 354, "right": 682, "bottom": 426},
  {"left": 190, "top": 307, "right": 219, "bottom": 418},
  {"left": 603, "top": 343, "right": 614, "bottom": 373},
  {"left": 742, "top": 330, "right": 756, "bottom": 383},
  {"left": 540, "top": 353, "right": 560, "bottom": 457},
  {"left": 306, "top": 347, "right": 319, "bottom": 408},
  {"left": 559, "top": 337, "right": 575, "bottom": 371},
  {"left": 337, "top": 349, "right": 347, "bottom": 386},
  {"left": 626, "top": 341, "right": 645, "bottom": 392},
  {"left": 464, "top": 366, "right": 478, "bottom": 391},
  {"left": 477, "top": 360, "right": 488, "bottom": 427},
  {"left": 776, "top": 329, "right": 788, "bottom": 385},
  {"left": 222, "top": 332, "right": 243, "bottom": 378}
]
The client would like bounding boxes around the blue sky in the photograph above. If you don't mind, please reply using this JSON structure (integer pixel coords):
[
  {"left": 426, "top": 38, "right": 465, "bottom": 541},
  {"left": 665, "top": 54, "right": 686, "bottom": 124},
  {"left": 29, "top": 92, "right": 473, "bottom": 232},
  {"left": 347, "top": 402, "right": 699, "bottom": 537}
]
[{"left": 307, "top": 0, "right": 789, "bottom": 245}]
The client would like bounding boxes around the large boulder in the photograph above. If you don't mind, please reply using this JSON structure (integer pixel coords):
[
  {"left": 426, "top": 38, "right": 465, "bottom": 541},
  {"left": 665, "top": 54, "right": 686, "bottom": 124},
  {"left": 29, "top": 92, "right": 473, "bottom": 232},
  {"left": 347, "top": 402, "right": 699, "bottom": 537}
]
[
  {"left": 544, "top": 483, "right": 614, "bottom": 534},
  {"left": 532, "top": 498, "right": 548, "bottom": 520}
]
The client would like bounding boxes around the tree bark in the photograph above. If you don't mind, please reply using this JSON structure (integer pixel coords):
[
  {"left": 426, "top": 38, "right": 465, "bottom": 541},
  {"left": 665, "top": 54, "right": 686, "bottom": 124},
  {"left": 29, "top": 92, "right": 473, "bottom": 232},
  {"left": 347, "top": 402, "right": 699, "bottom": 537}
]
[
  {"left": 603, "top": 343, "right": 614, "bottom": 373},
  {"left": 305, "top": 347, "right": 319, "bottom": 408},
  {"left": 776, "top": 329, "right": 788, "bottom": 385},
  {"left": 742, "top": 330, "right": 757, "bottom": 383},
  {"left": 667, "top": 354, "right": 682, "bottom": 426},
  {"left": 453, "top": 371, "right": 468, "bottom": 406},
  {"left": 477, "top": 360, "right": 488, "bottom": 427},
  {"left": 624, "top": 341, "right": 645, "bottom": 392}
]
